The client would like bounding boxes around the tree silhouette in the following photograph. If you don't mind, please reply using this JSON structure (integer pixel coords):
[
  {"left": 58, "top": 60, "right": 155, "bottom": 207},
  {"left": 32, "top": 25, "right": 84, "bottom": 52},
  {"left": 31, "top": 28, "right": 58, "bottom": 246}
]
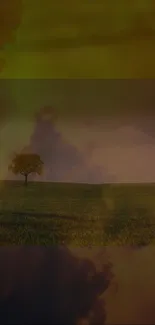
[{"left": 8, "top": 153, "right": 44, "bottom": 186}]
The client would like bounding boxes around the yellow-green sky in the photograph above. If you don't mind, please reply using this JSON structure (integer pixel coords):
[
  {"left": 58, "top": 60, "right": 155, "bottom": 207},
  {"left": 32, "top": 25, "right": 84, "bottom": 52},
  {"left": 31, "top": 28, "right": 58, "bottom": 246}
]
[{"left": 1, "top": 0, "right": 155, "bottom": 78}]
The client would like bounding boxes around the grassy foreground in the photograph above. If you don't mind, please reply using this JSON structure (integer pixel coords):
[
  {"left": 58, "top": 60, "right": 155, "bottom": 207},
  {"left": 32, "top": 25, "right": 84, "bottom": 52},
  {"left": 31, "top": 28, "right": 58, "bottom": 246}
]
[{"left": 0, "top": 180, "right": 155, "bottom": 246}]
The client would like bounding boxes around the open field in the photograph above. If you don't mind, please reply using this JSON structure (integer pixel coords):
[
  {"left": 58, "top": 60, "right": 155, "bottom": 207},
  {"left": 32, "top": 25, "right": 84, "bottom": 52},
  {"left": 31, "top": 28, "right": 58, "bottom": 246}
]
[
  {"left": 1, "top": 182, "right": 155, "bottom": 324},
  {"left": 0, "top": 180, "right": 155, "bottom": 246}
]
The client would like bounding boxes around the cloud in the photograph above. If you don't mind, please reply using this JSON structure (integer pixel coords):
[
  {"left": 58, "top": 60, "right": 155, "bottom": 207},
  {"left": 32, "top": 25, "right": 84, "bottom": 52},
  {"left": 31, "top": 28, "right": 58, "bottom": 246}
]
[
  {"left": 0, "top": 246, "right": 111, "bottom": 325},
  {"left": 74, "top": 124, "right": 155, "bottom": 183},
  {"left": 1, "top": 79, "right": 155, "bottom": 183},
  {"left": 14, "top": 106, "right": 115, "bottom": 183}
]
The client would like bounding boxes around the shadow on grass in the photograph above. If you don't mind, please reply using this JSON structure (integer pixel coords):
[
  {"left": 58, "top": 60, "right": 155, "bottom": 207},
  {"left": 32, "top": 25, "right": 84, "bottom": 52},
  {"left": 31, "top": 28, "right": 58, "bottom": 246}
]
[{"left": 0, "top": 210, "right": 80, "bottom": 221}]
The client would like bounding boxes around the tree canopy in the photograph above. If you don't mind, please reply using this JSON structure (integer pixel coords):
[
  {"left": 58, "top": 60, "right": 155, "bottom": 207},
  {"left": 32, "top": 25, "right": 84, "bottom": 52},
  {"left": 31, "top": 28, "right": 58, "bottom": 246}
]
[{"left": 8, "top": 153, "right": 44, "bottom": 186}]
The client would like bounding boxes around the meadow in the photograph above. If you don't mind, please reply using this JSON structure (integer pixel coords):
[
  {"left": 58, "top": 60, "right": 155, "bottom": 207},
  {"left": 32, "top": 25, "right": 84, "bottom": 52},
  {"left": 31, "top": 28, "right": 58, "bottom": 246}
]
[{"left": 0, "top": 180, "right": 155, "bottom": 246}]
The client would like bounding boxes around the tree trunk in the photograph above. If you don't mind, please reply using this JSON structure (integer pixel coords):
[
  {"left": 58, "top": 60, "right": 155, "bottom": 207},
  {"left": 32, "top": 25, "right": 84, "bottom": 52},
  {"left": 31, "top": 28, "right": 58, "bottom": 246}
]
[{"left": 24, "top": 174, "right": 28, "bottom": 186}]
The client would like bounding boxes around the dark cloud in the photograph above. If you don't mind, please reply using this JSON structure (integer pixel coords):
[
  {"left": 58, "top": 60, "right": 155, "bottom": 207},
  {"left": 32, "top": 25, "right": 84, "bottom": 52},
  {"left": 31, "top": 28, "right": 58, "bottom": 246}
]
[
  {"left": 0, "top": 246, "right": 111, "bottom": 325},
  {"left": 1, "top": 245, "right": 155, "bottom": 324}
]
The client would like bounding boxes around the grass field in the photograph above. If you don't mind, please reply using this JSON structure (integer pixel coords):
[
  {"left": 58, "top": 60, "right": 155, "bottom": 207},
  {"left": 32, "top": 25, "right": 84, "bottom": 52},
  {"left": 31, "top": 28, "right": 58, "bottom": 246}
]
[
  {"left": 1, "top": 181, "right": 155, "bottom": 325},
  {"left": 0, "top": 180, "right": 155, "bottom": 246}
]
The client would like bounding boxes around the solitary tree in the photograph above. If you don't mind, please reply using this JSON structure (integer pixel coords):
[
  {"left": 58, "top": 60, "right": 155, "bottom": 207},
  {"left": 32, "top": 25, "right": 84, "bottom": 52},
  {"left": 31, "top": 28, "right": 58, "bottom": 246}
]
[{"left": 8, "top": 153, "right": 44, "bottom": 186}]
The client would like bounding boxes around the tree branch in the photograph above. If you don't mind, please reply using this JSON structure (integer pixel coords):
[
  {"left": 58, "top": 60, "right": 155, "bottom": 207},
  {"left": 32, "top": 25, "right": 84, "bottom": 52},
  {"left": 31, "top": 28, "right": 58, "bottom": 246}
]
[{"left": 20, "top": 172, "right": 26, "bottom": 176}]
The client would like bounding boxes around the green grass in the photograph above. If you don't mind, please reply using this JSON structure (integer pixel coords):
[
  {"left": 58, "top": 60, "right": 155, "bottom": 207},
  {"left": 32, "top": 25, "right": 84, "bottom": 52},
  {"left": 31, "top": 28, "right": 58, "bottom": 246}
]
[{"left": 0, "top": 180, "right": 155, "bottom": 246}]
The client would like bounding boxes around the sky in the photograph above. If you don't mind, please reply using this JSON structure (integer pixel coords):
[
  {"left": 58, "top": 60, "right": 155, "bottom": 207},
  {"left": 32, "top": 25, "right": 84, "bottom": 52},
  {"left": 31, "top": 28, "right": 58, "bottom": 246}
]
[
  {"left": 1, "top": 79, "right": 155, "bottom": 183},
  {"left": 1, "top": 2, "right": 155, "bottom": 183},
  {"left": 1, "top": 0, "right": 155, "bottom": 78}
]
